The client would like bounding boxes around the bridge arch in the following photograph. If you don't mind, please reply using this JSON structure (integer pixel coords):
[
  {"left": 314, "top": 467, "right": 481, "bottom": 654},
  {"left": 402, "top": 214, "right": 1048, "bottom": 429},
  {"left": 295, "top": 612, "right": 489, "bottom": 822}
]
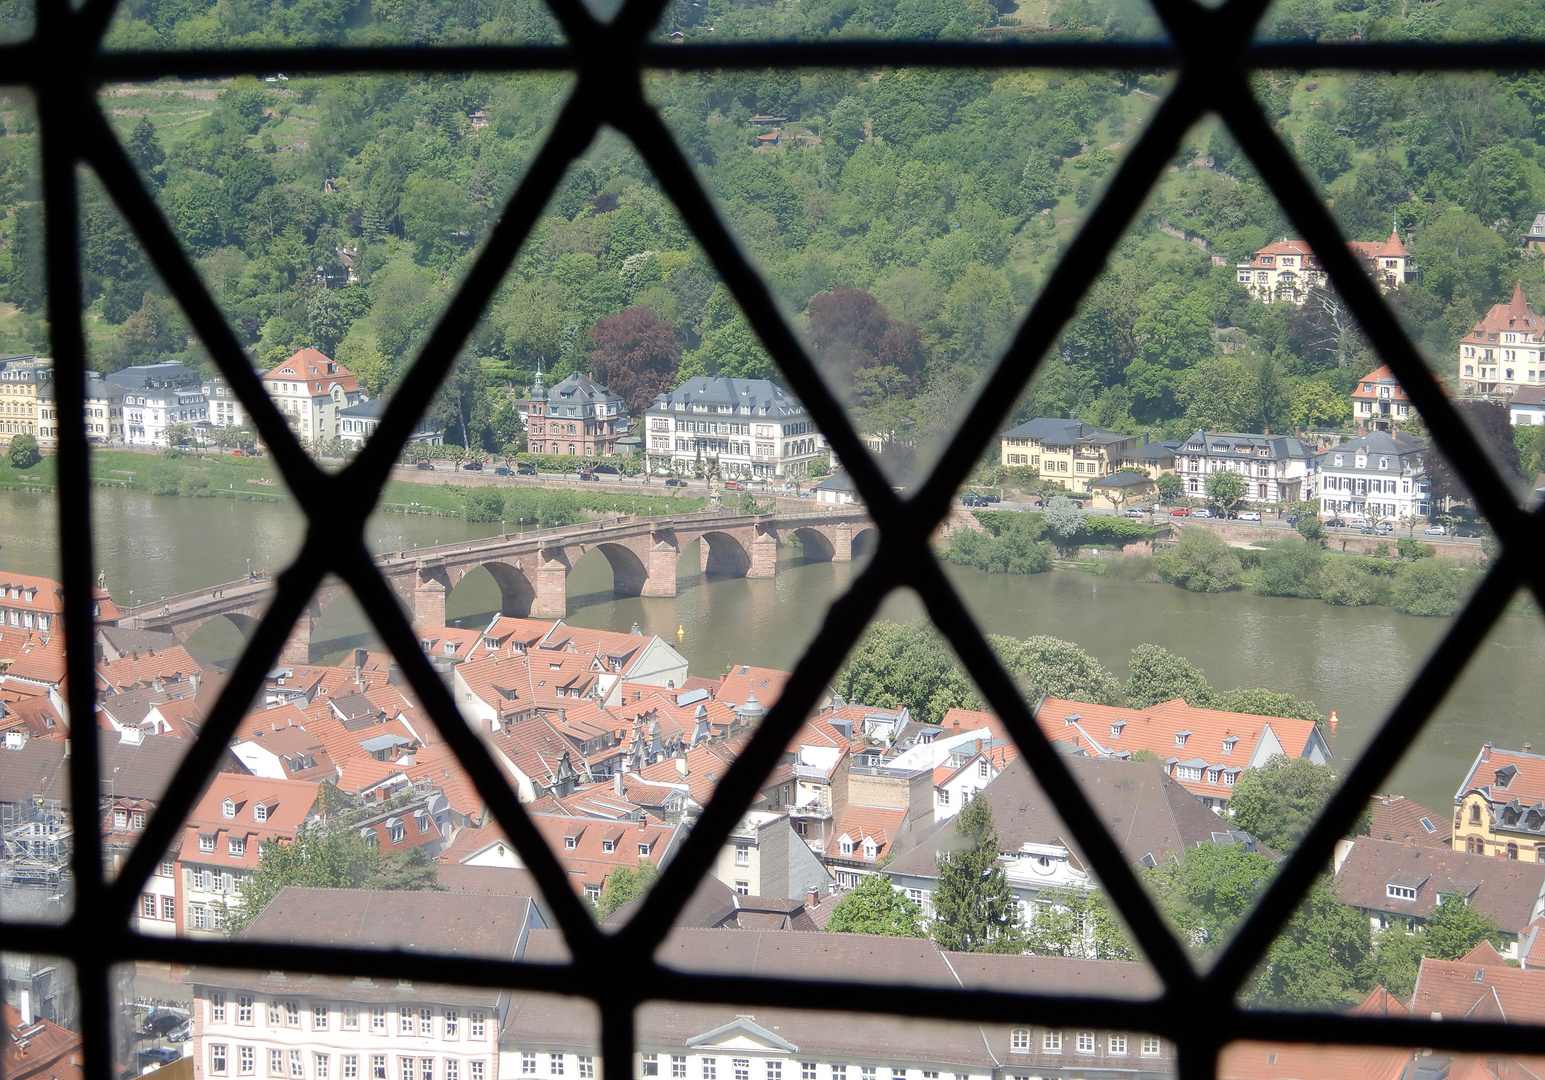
[
  {"left": 851, "top": 526, "right": 879, "bottom": 558},
  {"left": 697, "top": 530, "right": 752, "bottom": 577},
  {"left": 481, "top": 561, "right": 538, "bottom": 618},
  {"left": 792, "top": 527, "right": 836, "bottom": 563},
  {"left": 578, "top": 541, "right": 651, "bottom": 597},
  {"left": 185, "top": 611, "right": 263, "bottom": 663}
]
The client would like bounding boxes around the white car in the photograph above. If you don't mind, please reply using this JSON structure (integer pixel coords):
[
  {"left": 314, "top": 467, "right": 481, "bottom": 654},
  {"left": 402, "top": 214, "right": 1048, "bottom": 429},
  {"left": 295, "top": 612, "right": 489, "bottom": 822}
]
[
  {"left": 1190, "top": 508, "right": 1212, "bottom": 518},
  {"left": 1426, "top": 524, "right": 1447, "bottom": 535},
  {"left": 1237, "top": 511, "right": 1261, "bottom": 521}
]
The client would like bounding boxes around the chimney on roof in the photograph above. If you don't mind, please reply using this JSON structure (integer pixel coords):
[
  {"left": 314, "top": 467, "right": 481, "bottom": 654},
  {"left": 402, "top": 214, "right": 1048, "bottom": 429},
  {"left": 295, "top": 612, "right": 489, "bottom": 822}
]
[
  {"left": 807, "top": 888, "right": 820, "bottom": 907},
  {"left": 975, "top": 738, "right": 983, "bottom": 754},
  {"left": 952, "top": 715, "right": 961, "bottom": 736},
  {"left": 1527, "top": 744, "right": 1534, "bottom": 753},
  {"left": 614, "top": 769, "right": 624, "bottom": 796},
  {"left": 675, "top": 756, "right": 688, "bottom": 778},
  {"left": 1483, "top": 743, "right": 1493, "bottom": 762},
  {"left": 19, "top": 988, "right": 32, "bottom": 1026}
]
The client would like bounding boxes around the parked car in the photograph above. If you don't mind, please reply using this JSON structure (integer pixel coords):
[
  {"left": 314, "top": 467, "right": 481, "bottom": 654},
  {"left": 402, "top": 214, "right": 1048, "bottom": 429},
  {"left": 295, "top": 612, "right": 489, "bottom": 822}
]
[
  {"left": 1426, "top": 524, "right": 1448, "bottom": 535},
  {"left": 664, "top": 477, "right": 686, "bottom": 487},
  {"left": 577, "top": 471, "right": 599, "bottom": 482},
  {"left": 493, "top": 466, "right": 512, "bottom": 476},
  {"left": 516, "top": 466, "right": 536, "bottom": 475},
  {"left": 231, "top": 448, "right": 247, "bottom": 456},
  {"left": 141, "top": 1013, "right": 187, "bottom": 1038},
  {"left": 1324, "top": 517, "right": 1346, "bottom": 528},
  {"left": 979, "top": 493, "right": 1001, "bottom": 504},
  {"left": 1169, "top": 508, "right": 1189, "bottom": 516},
  {"left": 1374, "top": 521, "right": 1395, "bottom": 534},
  {"left": 1455, "top": 526, "right": 1482, "bottom": 538},
  {"left": 798, "top": 490, "right": 814, "bottom": 498},
  {"left": 1237, "top": 511, "right": 1261, "bottom": 521},
  {"left": 139, "top": 1048, "right": 183, "bottom": 1068},
  {"left": 1190, "top": 508, "right": 1212, "bottom": 518},
  {"left": 723, "top": 480, "right": 745, "bottom": 490},
  {"left": 415, "top": 461, "right": 435, "bottom": 471},
  {"left": 960, "top": 494, "right": 981, "bottom": 506},
  {"left": 166, "top": 1023, "right": 194, "bottom": 1044},
  {"left": 462, "top": 461, "right": 483, "bottom": 471},
  {"left": 1069, "top": 500, "right": 1085, "bottom": 509},
  {"left": 1123, "top": 508, "right": 1146, "bottom": 518}
]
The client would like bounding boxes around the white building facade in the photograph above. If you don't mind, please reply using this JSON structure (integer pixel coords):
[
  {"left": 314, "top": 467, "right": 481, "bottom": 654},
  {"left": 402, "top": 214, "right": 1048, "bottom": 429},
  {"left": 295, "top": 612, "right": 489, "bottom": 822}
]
[
  {"left": 644, "top": 378, "right": 824, "bottom": 479},
  {"left": 1309, "top": 431, "right": 1432, "bottom": 521},
  {"left": 123, "top": 385, "right": 212, "bottom": 447},
  {"left": 262, "top": 348, "right": 366, "bottom": 448},
  {"left": 1172, "top": 429, "right": 1311, "bottom": 505}
]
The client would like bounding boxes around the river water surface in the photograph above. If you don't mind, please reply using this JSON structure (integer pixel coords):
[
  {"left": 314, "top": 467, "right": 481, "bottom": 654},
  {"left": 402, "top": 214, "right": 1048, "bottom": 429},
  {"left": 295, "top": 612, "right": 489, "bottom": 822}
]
[{"left": 3, "top": 486, "right": 1538, "bottom": 815}]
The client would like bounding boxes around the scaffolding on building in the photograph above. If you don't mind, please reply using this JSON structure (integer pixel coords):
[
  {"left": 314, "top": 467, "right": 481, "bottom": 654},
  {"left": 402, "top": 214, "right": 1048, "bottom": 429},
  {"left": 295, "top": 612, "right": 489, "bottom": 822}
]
[{"left": 0, "top": 796, "right": 73, "bottom": 890}]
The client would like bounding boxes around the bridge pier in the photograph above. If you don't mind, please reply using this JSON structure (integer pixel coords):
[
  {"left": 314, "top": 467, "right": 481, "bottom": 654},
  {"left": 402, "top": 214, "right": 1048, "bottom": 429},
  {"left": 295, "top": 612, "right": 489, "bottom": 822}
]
[
  {"left": 281, "top": 614, "right": 313, "bottom": 667},
  {"left": 832, "top": 522, "right": 853, "bottom": 562},
  {"left": 748, "top": 531, "right": 778, "bottom": 578},
  {"left": 532, "top": 551, "right": 570, "bottom": 619},
  {"left": 414, "top": 575, "right": 446, "bottom": 629},
  {"left": 644, "top": 539, "right": 680, "bottom": 598}
]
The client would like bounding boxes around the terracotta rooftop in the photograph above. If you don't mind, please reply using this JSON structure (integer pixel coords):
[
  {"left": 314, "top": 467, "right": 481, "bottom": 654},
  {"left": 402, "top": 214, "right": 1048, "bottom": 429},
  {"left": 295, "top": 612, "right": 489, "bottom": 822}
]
[{"left": 1369, "top": 794, "right": 1451, "bottom": 848}]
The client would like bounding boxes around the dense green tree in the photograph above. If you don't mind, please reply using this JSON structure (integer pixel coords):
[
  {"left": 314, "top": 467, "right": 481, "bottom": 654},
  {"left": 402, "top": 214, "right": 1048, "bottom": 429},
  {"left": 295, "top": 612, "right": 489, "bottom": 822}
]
[
  {"left": 1253, "top": 538, "right": 1323, "bottom": 599},
  {"left": 991, "top": 634, "right": 1123, "bottom": 705},
  {"left": 1042, "top": 495, "right": 1085, "bottom": 548},
  {"left": 1158, "top": 528, "right": 1243, "bottom": 592},
  {"left": 837, "top": 620, "right": 980, "bottom": 724},
  {"left": 1204, "top": 471, "right": 1247, "bottom": 515},
  {"left": 826, "top": 873, "right": 926, "bottom": 936},
  {"left": 1318, "top": 558, "right": 1379, "bottom": 606},
  {"left": 931, "top": 795, "right": 1025, "bottom": 953},
  {"left": 1250, "top": 879, "right": 1371, "bottom": 1009},
  {"left": 1211, "top": 687, "right": 1327, "bottom": 726},
  {"left": 596, "top": 862, "right": 660, "bottom": 918},
  {"left": 1125, "top": 643, "right": 1213, "bottom": 708},
  {"left": 1389, "top": 558, "right": 1469, "bottom": 617},
  {"left": 1022, "top": 887, "right": 1135, "bottom": 961},
  {"left": 7, "top": 432, "right": 39, "bottom": 469},
  {"left": 1228, "top": 755, "right": 1342, "bottom": 853}
]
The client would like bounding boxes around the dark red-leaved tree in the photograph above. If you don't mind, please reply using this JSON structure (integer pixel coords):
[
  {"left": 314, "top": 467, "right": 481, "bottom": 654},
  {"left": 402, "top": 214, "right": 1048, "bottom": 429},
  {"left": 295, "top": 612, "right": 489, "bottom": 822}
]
[
  {"left": 590, "top": 305, "right": 682, "bottom": 413},
  {"left": 1424, "top": 398, "right": 1524, "bottom": 505},
  {"left": 805, "top": 287, "right": 923, "bottom": 392}
]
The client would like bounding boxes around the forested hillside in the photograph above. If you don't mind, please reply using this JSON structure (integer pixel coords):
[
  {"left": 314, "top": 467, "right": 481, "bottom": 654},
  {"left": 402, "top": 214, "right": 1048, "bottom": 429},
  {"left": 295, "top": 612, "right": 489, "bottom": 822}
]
[{"left": 1, "top": 0, "right": 1544, "bottom": 464}]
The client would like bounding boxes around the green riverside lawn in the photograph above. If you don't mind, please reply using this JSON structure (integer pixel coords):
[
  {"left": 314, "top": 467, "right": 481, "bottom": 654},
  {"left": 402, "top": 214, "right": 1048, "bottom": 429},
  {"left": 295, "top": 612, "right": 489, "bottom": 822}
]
[{"left": 0, "top": 451, "right": 706, "bottom": 518}]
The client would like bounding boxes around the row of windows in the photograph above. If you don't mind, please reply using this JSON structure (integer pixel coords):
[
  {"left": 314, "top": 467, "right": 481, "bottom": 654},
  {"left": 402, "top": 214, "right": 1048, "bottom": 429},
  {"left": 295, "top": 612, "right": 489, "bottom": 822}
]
[
  {"left": 209, "top": 1047, "right": 487, "bottom": 1080},
  {"left": 3, "top": 607, "right": 50, "bottom": 630},
  {"left": 1008, "top": 1030, "right": 1161, "bottom": 1056},
  {"left": 209, "top": 995, "right": 487, "bottom": 1039},
  {"left": 140, "top": 893, "right": 176, "bottom": 920},
  {"left": 516, "top": 1054, "right": 596, "bottom": 1078}
]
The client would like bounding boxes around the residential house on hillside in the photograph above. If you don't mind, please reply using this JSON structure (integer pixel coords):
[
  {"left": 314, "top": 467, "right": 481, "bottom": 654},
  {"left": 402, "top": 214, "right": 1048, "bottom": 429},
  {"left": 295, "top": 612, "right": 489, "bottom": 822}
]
[
  {"left": 1033, "top": 696, "right": 1331, "bottom": 812},
  {"left": 0, "top": 355, "right": 47, "bottom": 447},
  {"left": 1510, "top": 384, "right": 1545, "bottom": 426},
  {"left": 1174, "top": 429, "right": 1312, "bottom": 506},
  {"left": 997, "top": 418, "right": 1140, "bottom": 493},
  {"left": 188, "top": 887, "right": 538, "bottom": 1080},
  {"left": 1458, "top": 282, "right": 1545, "bottom": 396},
  {"left": 1333, "top": 837, "right": 1545, "bottom": 959},
  {"left": 1452, "top": 743, "right": 1545, "bottom": 861},
  {"left": 1308, "top": 430, "right": 1432, "bottom": 521},
  {"left": 177, "top": 772, "right": 321, "bottom": 936},
  {"left": 338, "top": 396, "right": 443, "bottom": 451},
  {"left": 201, "top": 374, "right": 249, "bottom": 432},
  {"left": 36, "top": 374, "right": 126, "bottom": 449},
  {"left": 520, "top": 369, "right": 627, "bottom": 458},
  {"left": 1235, "top": 231, "right": 1412, "bottom": 305},
  {"left": 885, "top": 755, "right": 1258, "bottom": 921},
  {"left": 645, "top": 377, "right": 823, "bottom": 479},
  {"left": 1351, "top": 365, "right": 1416, "bottom": 432},
  {"left": 505, "top": 928, "right": 1174, "bottom": 1080},
  {"left": 262, "top": 348, "right": 366, "bottom": 448}
]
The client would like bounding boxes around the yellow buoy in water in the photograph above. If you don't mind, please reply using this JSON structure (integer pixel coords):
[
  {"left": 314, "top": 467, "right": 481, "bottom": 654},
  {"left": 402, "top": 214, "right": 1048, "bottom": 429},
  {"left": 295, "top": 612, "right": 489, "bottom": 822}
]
[{"left": 677, "top": 624, "right": 685, "bottom": 639}]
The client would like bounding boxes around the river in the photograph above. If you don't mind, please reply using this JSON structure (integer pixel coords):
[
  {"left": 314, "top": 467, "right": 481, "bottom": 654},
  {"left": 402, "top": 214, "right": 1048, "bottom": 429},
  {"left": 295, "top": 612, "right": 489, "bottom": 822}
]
[{"left": 2, "top": 486, "right": 1537, "bottom": 815}]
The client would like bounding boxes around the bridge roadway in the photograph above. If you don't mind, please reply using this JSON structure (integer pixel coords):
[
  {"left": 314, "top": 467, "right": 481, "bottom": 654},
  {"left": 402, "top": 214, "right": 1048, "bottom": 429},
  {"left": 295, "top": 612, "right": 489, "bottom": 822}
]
[{"left": 117, "top": 508, "right": 875, "bottom": 665}]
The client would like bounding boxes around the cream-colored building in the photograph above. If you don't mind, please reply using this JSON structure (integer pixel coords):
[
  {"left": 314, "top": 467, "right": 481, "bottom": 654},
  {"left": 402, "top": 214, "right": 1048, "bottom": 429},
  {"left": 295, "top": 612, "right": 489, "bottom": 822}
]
[
  {"left": 262, "top": 348, "right": 366, "bottom": 448},
  {"left": 998, "top": 418, "right": 1139, "bottom": 492},
  {"left": 35, "top": 376, "right": 126, "bottom": 449},
  {"left": 1458, "top": 282, "right": 1545, "bottom": 396},
  {"left": 1236, "top": 231, "right": 1413, "bottom": 306},
  {"left": 0, "top": 355, "right": 47, "bottom": 446},
  {"left": 1452, "top": 744, "right": 1545, "bottom": 862},
  {"left": 711, "top": 811, "right": 831, "bottom": 900}
]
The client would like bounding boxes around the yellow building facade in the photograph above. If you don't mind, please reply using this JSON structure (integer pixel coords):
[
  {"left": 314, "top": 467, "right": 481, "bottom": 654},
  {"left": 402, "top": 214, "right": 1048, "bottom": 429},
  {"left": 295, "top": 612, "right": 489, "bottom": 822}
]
[
  {"left": 998, "top": 418, "right": 1139, "bottom": 493},
  {"left": 1450, "top": 745, "right": 1545, "bottom": 862}
]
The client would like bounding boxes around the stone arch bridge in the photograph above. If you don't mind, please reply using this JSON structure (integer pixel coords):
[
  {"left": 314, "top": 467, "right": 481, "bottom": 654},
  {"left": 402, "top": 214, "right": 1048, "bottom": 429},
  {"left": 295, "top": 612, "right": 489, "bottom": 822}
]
[{"left": 118, "top": 509, "right": 876, "bottom": 665}]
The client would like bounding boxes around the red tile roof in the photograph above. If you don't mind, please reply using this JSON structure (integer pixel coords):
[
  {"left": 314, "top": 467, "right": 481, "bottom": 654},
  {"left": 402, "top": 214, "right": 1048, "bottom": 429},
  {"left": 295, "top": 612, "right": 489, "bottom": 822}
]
[
  {"left": 1411, "top": 942, "right": 1545, "bottom": 1022},
  {"left": 263, "top": 348, "right": 361, "bottom": 395},
  {"left": 1470, "top": 283, "right": 1544, "bottom": 342},
  {"left": 1351, "top": 365, "right": 1412, "bottom": 403},
  {"left": 178, "top": 772, "right": 320, "bottom": 871},
  {"left": 1369, "top": 793, "right": 1451, "bottom": 848},
  {"left": 719, "top": 664, "right": 793, "bottom": 710},
  {"left": 1458, "top": 745, "right": 1545, "bottom": 806},
  {"left": 2, "top": 1003, "right": 84, "bottom": 1080}
]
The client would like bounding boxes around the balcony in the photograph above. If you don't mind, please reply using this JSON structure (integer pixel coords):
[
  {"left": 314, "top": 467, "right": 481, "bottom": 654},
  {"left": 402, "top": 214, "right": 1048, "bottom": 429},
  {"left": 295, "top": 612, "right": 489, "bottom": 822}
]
[{"left": 787, "top": 801, "right": 832, "bottom": 820}]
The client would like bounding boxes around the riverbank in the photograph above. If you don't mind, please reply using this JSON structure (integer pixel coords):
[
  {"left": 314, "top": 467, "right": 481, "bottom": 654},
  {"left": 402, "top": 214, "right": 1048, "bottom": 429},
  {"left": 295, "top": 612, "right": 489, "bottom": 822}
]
[{"left": 0, "top": 450, "right": 708, "bottom": 518}]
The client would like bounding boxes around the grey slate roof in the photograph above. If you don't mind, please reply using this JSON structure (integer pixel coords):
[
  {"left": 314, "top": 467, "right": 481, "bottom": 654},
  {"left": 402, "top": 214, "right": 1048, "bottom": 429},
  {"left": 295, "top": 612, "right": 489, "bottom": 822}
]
[
  {"left": 651, "top": 377, "right": 807, "bottom": 417},
  {"left": 1334, "top": 838, "right": 1545, "bottom": 934},
  {"left": 238, "top": 885, "right": 534, "bottom": 959},
  {"left": 812, "top": 471, "right": 858, "bottom": 491},
  {"left": 1315, "top": 430, "right": 1428, "bottom": 474},
  {"left": 545, "top": 372, "right": 622, "bottom": 406},
  {"left": 886, "top": 754, "right": 1257, "bottom": 880},
  {"left": 1091, "top": 470, "right": 1154, "bottom": 489},
  {"left": 1000, "top": 417, "right": 1132, "bottom": 446},
  {"left": 1181, "top": 429, "right": 1310, "bottom": 461},
  {"left": 1512, "top": 385, "right": 1545, "bottom": 406},
  {"left": 109, "top": 362, "right": 201, "bottom": 389},
  {"left": 0, "top": 728, "right": 247, "bottom": 807}
]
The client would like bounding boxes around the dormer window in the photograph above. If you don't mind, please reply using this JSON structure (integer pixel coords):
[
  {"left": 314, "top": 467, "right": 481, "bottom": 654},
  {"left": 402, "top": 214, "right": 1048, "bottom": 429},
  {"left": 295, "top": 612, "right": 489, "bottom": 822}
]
[
  {"left": 1386, "top": 884, "right": 1418, "bottom": 901},
  {"left": 1064, "top": 713, "right": 1081, "bottom": 727},
  {"left": 601, "top": 839, "right": 615, "bottom": 854},
  {"left": 862, "top": 838, "right": 878, "bottom": 859},
  {"left": 1174, "top": 731, "right": 1190, "bottom": 748},
  {"left": 222, "top": 799, "right": 236, "bottom": 818},
  {"left": 1222, "top": 736, "right": 1238, "bottom": 755},
  {"left": 638, "top": 842, "right": 651, "bottom": 857},
  {"left": 840, "top": 836, "right": 855, "bottom": 856},
  {"left": 229, "top": 836, "right": 246, "bottom": 857},
  {"left": 1110, "top": 721, "right": 1126, "bottom": 739},
  {"left": 1496, "top": 764, "right": 1519, "bottom": 789},
  {"left": 254, "top": 803, "right": 268, "bottom": 822},
  {"left": 199, "top": 833, "right": 216, "bottom": 853}
]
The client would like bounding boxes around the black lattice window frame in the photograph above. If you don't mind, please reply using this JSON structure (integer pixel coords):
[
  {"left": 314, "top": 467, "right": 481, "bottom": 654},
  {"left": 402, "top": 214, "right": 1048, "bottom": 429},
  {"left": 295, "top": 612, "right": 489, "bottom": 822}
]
[{"left": 4, "top": 2, "right": 1545, "bottom": 1079}]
